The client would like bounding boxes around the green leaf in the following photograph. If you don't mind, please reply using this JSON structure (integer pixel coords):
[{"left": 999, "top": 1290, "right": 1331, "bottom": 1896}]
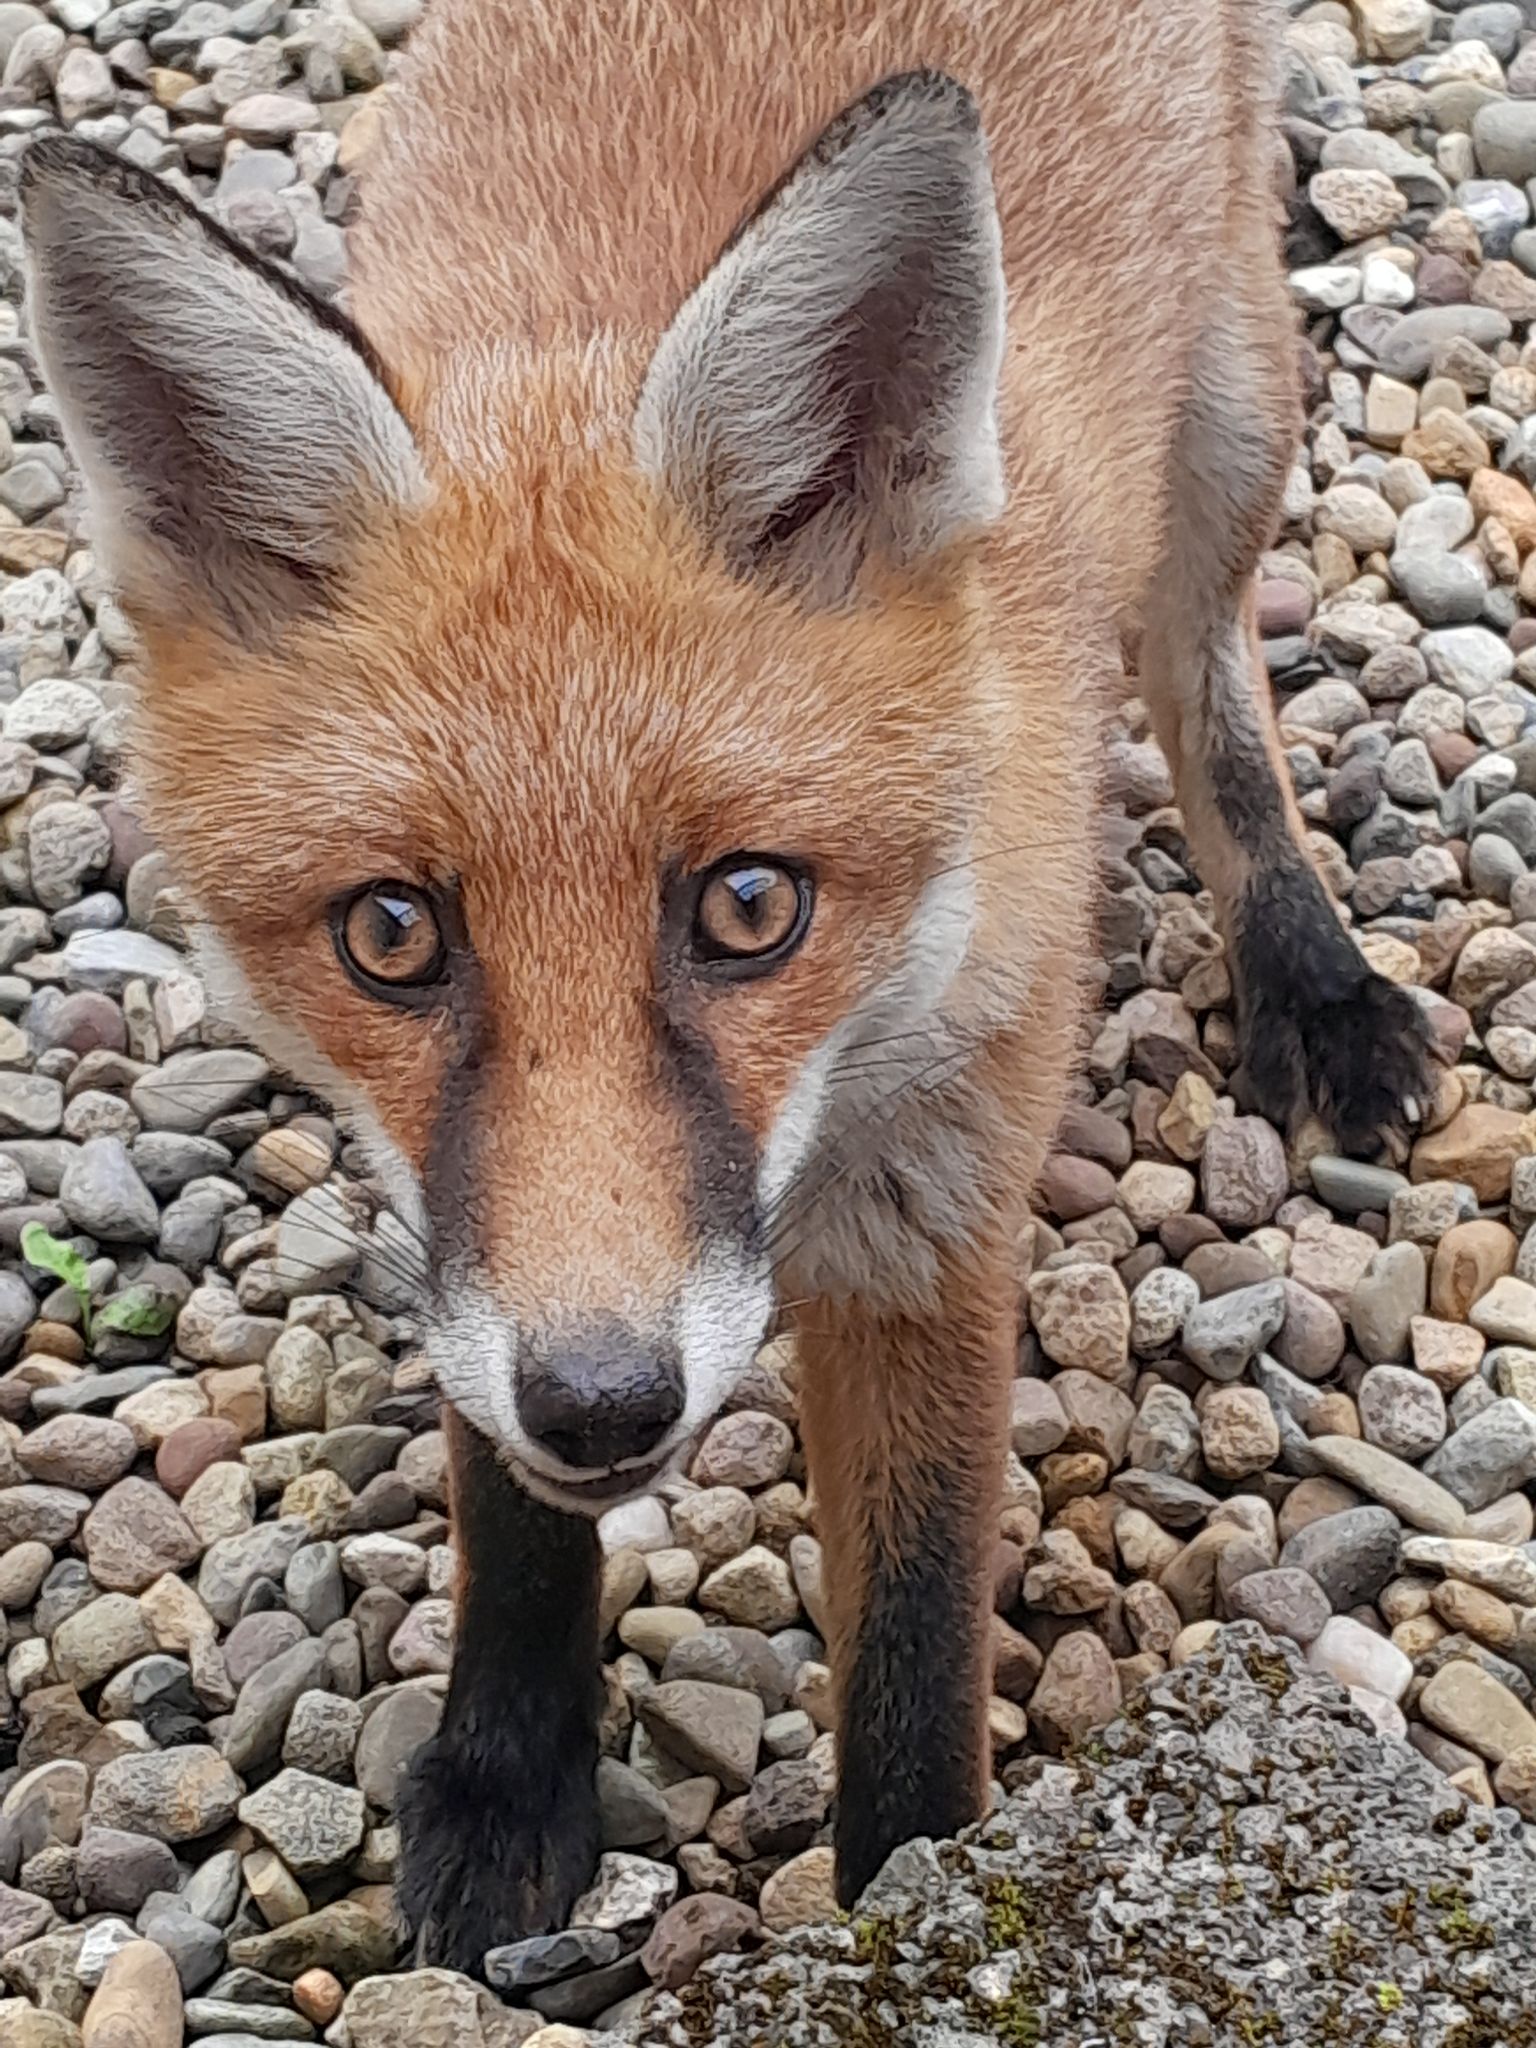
[
  {"left": 19, "top": 1220, "right": 95, "bottom": 1343},
  {"left": 93, "top": 1287, "right": 175, "bottom": 1339},
  {"left": 19, "top": 1221, "right": 92, "bottom": 1298}
]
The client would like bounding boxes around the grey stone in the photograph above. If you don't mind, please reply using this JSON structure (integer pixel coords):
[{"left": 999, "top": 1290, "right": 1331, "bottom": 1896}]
[
  {"left": 1306, "top": 1157, "right": 1410, "bottom": 1215},
  {"left": 483, "top": 1926, "right": 622, "bottom": 1993},
  {"left": 131, "top": 1049, "right": 268, "bottom": 1133},
  {"left": 74, "top": 1827, "right": 179, "bottom": 1916},
  {"left": 1180, "top": 1281, "right": 1287, "bottom": 1382},
  {"left": 237, "top": 1769, "right": 365, "bottom": 1876},
  {"left": 1279, "top": 1507, "right": 1402, "bottom": 1611},
  {"left": 58, "top": 1133, "right": 160, "bottom": 1243},
  {"left": 222, "top": 1637, "right": 327, "bottom": 1776},
  {"left": 352, "top": 1680, "right": 442, "bottom": 1811},
  {"left": 1425, "top": 1397, "right": 1536, "bottom": 1508}
]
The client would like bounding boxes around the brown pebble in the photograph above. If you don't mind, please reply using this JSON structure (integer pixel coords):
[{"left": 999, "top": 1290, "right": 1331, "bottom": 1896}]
[
  {"left": 155, "top": 1417, "right": 244, "bottom": 1498},
  {"left": 291, "top": 1969, "right": 344, "bottom": 2025}
]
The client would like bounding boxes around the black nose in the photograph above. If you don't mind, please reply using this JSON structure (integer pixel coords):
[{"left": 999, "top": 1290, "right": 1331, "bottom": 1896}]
[{"left": 517, "top": 1328, "right": 685, "bottom": 1470}]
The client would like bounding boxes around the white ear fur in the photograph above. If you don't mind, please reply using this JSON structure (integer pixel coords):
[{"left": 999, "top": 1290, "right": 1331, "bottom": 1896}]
[
  {"left": 20, "top": 137, "right": 427, "bottom": 644},
  {"left": 634, "top": 69, "right": 1006, "bottom": 606}
]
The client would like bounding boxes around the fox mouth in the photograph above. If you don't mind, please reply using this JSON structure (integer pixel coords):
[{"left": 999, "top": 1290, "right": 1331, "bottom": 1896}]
[{"left": 507, "top": 1443, "right": 681, "bottom": 1512}]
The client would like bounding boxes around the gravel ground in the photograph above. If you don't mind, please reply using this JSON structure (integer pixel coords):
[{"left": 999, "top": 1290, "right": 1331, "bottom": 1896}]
[{"left": 5, "top": 0, "right": 1536, "bottom": 2044}]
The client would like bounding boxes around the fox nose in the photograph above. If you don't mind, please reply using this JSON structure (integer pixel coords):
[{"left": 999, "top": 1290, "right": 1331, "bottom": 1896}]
[{"left": 517, "top": 1329, "right": 685, "bottom": 1470}]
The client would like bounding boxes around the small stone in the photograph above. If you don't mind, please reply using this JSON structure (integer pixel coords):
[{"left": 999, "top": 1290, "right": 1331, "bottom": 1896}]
[
  {"left": 570, "top": 1851, "right": 678, "bottom": 1935},
  {"left": 1348, "top": 1242, "right": 1426, "bottom": 1364},
  {"left": 1307, "top": 1614, "right": 1413, "bottom": 1704},
  {"left": 1200, "top": 1118, "right": 1288, "bottom": 1227},
  {"left": 237, "top": 1770, "right": 364, "bottom": 1878},
  {"left": 88, "top": 1747, "right": 241, "bottom": 1843},
  {"left": 1028, "top": 1630, "right": 1121, "bottom": 1753},
  {"left": 74, "top": 1829, "right": 178, "bottom": 1918},
  {"left": 699, "top": 1547, "right": 799, "bottom": 1632},
  {"left": 83, "top": 1479, "right": 201, "bottom": 1594},
  {"left": 341, "top": 1966, "right": 534, "bottom": 2048},
  {"left": 352, "top": 1682, "right": 441, "bottom": 1811},
  {"left": 82, "top": 1941, "right": 182, "bottom": 2048},
  {"left": 640, "top": 1894, "right": 760, "bottom": 1990},
  {"left": 757, "top": 1845, "right": 838, "bottom": 1933},
  {"left": 1421, "top": 1657, "right": 1536, "bottom": 1761},
  {"left": 19, "top": 1415, "right": 136, "bottom": 1491},
  {"left": 640, "top": 1682, "right": 763, "bottom": 1794},
  {"left": 1357, "top": 1363, "right": 1447, "bottom": 1458},
  {"left": 1025, "top": 1263, "right": 1130, "bottom": 1377},
  {"left": 1279, "top": 1506, "right": 1402, "bottom": 1610},
  {"left": 1180, "top": 1280, "right": 1286, "bottom": 1382},
  {"left": 1228, "top": 1568, "right": 1331, "bottom": 1647},
  {"left": 1424, "top": 1397, "right": 1536, "bottom": 1507},
  {"left": 691, "top": 1411, "right": 793, "bottom": 1489},
  {"left": 483, "top": 1929, "right": 622, "bottom": 1994},
  {"left": 1200, "top": 1387, "right": 1280, "bottom": 1479}
]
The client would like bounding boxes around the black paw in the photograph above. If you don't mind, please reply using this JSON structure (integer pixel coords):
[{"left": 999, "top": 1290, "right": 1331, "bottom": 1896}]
[
  {"left": 1230, "top": 867, "right": 1436, "bottom": 1157},
  {"left": 395, "top": 1736, "right": 600, "bottom": 1974}
]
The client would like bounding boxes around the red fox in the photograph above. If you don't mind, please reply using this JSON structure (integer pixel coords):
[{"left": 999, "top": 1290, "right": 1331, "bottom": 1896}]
[{"left": 23, "top": 0, "right": 1431, "bottom": 1971}]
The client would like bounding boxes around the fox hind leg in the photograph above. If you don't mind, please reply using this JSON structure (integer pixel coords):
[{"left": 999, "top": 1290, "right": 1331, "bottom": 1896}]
[{"left": 1135, "top": 303, "right": 1434, "bottom": 1156}]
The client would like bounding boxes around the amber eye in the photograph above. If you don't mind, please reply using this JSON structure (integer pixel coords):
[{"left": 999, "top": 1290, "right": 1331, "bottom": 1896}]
[
  {"left": 337, "top": 884, "right": 446, "bottom": 995},
  {"left": 692, "top": 857, "right": 812, "bottom": 973}
]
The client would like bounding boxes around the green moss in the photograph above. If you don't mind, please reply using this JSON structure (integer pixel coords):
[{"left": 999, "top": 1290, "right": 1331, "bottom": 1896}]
[
  {"left": 1244, "top": 1649, "right": 1295, "bottom": 1701},
  {"left": 1375, "top": 1983, "right": 1403, "bottom": 2014},
  {"left": 983, "top": 1874, "right": 1042, "bottom": 1951},
  {"left": 990, "top": 1986, "right": 1043, "bottom": 2046}
]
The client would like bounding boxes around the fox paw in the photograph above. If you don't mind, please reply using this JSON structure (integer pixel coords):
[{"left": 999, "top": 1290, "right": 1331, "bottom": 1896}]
[{"left": 395, "top": 1736, "right": 599, "bottom": 1974}]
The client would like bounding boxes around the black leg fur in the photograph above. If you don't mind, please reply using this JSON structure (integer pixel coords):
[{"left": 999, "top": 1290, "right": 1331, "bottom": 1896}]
[
  {"left": 396, "top": 1414, "right": 601, "bottom": 1973},
  {"left": 834, "top": 1488, "right": 986, "bottom": 1906},
  {"left": 1228, "top": 860, "right": 1435, "bottom": 1158}
]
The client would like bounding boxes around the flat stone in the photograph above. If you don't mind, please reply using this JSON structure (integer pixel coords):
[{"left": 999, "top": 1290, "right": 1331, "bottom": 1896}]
[
  {"left": 1421, "top": 1656, "right": 1536, "bottom": 1761},
  {"left": 226, "top": 1896, "right": 399, "bottom": 1985},
  {"left": 1227, "top": 1567, "right": 1332, "bottom": 1647},
  {"left": 1401, "top": 1534, "right": 1536, "bottom": 1603},
  {"left": 1306, "top": 1436, "right": 1467, "bottom": 1537},
  {"left": 482, "top": 1929, "right": 622, "bottom": 1994}
]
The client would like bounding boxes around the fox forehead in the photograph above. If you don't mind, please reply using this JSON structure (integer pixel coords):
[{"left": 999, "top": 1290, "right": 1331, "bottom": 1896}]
[{"left": 136, "top": 446, "right": 992, "bottom": 930}]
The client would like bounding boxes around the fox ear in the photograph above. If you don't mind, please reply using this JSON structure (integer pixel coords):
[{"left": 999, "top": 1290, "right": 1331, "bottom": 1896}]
[
  {"left": 634, "top": 70, "right": 1006, "bottom": 605},
  {"left": 20, "top": 138, "right": 426, "bottom": 646}
]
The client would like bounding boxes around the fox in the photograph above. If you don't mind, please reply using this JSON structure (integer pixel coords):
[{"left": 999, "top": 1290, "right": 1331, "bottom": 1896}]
[{"left": 21, "top": 0, "right": 1433, "bottom": 1974}]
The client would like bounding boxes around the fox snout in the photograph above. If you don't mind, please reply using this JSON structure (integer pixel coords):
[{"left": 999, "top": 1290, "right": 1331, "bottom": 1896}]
[{"left": 517, "top": 1321, "right": 685, "bottom": 1477}]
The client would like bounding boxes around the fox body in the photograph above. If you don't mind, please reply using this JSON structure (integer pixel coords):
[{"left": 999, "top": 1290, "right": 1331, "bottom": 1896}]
[{"left": 24, "top": 0, "right": 1431, "bottom": 1968}]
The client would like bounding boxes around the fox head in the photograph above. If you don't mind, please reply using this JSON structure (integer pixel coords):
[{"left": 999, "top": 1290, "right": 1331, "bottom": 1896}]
[{"left": 22, "top": 73, "right": 1019, "bottom": 1513}]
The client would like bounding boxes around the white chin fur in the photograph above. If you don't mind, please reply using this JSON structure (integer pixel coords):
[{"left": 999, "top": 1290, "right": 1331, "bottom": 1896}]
[{"left": 426, "top": 1241, "right": 775, "bottom": 1515}]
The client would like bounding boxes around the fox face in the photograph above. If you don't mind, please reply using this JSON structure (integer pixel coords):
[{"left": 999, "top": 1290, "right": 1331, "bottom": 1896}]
[{"left": 23, "top": 75, "right": 1018, "bottom": 1512}]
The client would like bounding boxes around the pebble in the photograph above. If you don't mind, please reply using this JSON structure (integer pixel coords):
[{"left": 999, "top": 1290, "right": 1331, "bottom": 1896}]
[{"left": 1279, "top": 1506, "right": 1402, "bottom": 1610}]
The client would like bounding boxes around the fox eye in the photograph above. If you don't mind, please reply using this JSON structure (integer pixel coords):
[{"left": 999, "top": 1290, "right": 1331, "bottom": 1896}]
[
  {"left": 337, "top": 884, "right": 446, "bottom": 995},
  {"left": 692, "top": 857, "right": 812, "bottom": 973}
]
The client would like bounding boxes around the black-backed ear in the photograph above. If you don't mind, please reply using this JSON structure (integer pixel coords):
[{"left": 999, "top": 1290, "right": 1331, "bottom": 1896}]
[
  {"left": 20, "top": 137, "right": 427, "bottom": 646},
  {"left": 633, "top": 70, "right": 1006, "bottom": 607}
]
